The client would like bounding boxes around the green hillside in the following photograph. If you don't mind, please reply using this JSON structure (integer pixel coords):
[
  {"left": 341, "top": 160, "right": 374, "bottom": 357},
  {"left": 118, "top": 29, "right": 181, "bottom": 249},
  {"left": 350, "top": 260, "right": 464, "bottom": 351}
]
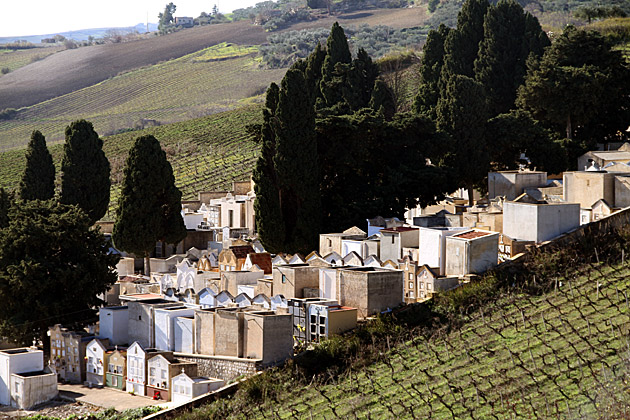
[
  {"left": 176, "top": 229, "right": 630, "bottom": 419},
  {"left": 0, "top": 105, "right": 262, "bottom": 220},
  {"left": 0, "top": 44, "right": 283, "bottom": 151}
]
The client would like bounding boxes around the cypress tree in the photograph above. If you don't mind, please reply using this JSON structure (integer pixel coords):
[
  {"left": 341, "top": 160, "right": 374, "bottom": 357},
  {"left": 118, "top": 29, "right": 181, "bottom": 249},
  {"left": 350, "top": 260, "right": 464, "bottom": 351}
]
[
  {"left": 370, "top": 80, "right": 396, "bottom": 120},
  {"left": 112, "top": 135, "right": 187, "bottom": 275},
  {"left": 436, "top": 75, "right": 489, "bottom": 205},
  {"left": 345, "top": 48, "right": 379, "bottom": 110},
  {"left": 413, "top": 24, "right": 451, "bottom": 118},
  {"left": 19, "top": 130, "right": 55, "bottom": 201},
  {"left": 304, "top": 42, "right": 327, "bottom": 103},
  {"left": 275, "top": 69, "right": 321, "bottom": 254},
  {"left": 441, "top": 0, "right": 490, "bottom": 79},
  {"left": 253, "top": 84, "right": 286, "bottom": 253},
  {"left": 0, "top": 188, "right": 10, "bottom": 229},
  {"left": 320, "top": 22, "right": 353, "bottom": 108},
  {"left": 474, "top": 0, "right": 549, "bottom": 117},
  {"left": 60, "top": 120, "right": 111, "bottom": 224}
]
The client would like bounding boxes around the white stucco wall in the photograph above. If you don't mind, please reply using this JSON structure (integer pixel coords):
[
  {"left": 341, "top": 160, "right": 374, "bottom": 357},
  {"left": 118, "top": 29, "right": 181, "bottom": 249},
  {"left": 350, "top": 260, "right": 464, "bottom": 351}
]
[
  {"left": 173, "top": 317, "right": 194, "bottom": 354},
  {"left": 341, "top": 240, "right": 363, "bottom": 258},
  {"left": 503, "top": 202, "right": 580, "bottom": 243},
  {"left": 418, "top": 227, "right": 467, "bottom": 275},
  {"left": 0, "top": 349, "right": 43, "bottom": 406},
  {"left": 125, "top": 342, "right": 146, "bottom": 395},
  {"left": 319, "top": 268, "right": 337, "bottom": 300},
  {"left": 99, "top": 307, "right": 129, "bottom": 346},
  {"left": 488, "top": 171, "right": 547, "bottom": 200},
  {"left": 154, "top": 308, "right": 195, "bottom": 352},
  {"left": 445, "top": 232, "right": 499, "bottom": 277}
]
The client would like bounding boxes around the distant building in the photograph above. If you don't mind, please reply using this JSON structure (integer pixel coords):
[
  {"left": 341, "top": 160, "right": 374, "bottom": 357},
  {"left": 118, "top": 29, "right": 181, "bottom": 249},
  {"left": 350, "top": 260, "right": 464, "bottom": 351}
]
[
  {"left": 147, "top": 354, "right": 197, "bottom": 401},
  {"left": 218, "top": 245, "right": 255, "bottom": 272},
  {"left": 85, "top": 338, "right": 112, "bottom": 387},
  {"left": 332, "top": 267, "right": 403, "bottom": 318},
  {"left": 174, "top": 16, "right": 194, "bottom": 27},
  {"left": 577, "top": 145, "right": 630, "bottom": 171},
  {"left": 49, "top": 324, "right": 96, "bottom": 384},
  {"left": 99, "top": 306, "right": 129, "bottom": 346},
  {"left": 319, "top": 227, "right": 367, "bottom": 257},
  {"left": 418, "top": 227, "right": 468, "bottom": 276}
]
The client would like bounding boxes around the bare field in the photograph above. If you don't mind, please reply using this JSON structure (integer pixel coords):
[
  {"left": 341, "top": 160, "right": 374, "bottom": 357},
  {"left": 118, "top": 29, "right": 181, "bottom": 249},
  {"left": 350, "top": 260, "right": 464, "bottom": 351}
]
[
  {"left": 0, "top": 21, "right": 268, "bottom": 110},
  {"left": 0, "top": 48, "right": 284, "bottom": 150},
  {"left": 0, "top": 8, "right": 427, "bottom": 112},
  {"left": 291, "top": 6, "right": 429, "bottom": 31}
]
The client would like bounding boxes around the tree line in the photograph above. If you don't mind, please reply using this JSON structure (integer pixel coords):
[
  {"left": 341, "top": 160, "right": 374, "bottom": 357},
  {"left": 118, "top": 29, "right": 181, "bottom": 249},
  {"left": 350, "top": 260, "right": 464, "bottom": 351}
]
[
  {"left": 0, "top": 122, "right": 185, "bottom": 346},
  {"left": 254, "top": 0, "right": 630, "bottom": 255}
]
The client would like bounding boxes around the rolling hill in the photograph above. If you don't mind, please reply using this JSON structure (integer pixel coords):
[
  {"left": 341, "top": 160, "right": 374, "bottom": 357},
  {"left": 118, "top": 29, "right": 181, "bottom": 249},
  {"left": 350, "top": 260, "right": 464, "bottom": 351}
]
[
  {"left": 0, "top": 43, "right": 285, "bottom": 151},
  {"left": 0, "top": 20, "right": 269, "bottom": 111},
  {"left": 0, "top": 105, "right": 262, "bottom": 220},
  {"left": 0, "top": 7, "right": 429, "bottom": 113}
]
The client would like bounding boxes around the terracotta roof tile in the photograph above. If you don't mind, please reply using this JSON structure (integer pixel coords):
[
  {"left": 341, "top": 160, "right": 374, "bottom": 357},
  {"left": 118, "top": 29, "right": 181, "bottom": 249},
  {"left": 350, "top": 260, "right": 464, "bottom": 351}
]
[
  {"left": 247, "top": 252, "right": 273, "bottom": 274},
  {"left": 230, "top": 245, "right": 255, "bottom": 259}
]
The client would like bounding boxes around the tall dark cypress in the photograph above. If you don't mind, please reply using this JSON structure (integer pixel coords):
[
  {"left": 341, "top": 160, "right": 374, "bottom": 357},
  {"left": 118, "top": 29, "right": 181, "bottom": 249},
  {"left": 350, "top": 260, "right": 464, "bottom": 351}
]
[
  {"left": 474, "top": 0, "right": 550, "bottom": 117},
  {"left": 253, "top": 84, "right": 286, "bottom": 253},
  {"left": 345, "top": 48, "right": 379, "bottom": 110},
  {"left": 436, "top": 75, "right": 489, "bottom": 206},
  {"left": 19, "top": 130, "right": 55, "bottom": 201},
  {"left": 304, "top": 42, "right": 327, "bottom": 103},
  {"left": 112, "top": 135, "right": 186, "bottom": 275},
  {"left": 275, "top": 69, "right": 321, "bottom": 254},
  {"left": 413, "top": 24, "right": 451, "bottom": 118},
  {"left": 0, "top": 188, "right": 10, "bottom": 229},
  {"left": 441, "top": 0, "right": 490, "bottom": 79},
  {"left": 320, "top": 22, "right": 353, "bottom": 108},
  {"left": 60, "top": 120, "right": 110, "bottom": 224}
]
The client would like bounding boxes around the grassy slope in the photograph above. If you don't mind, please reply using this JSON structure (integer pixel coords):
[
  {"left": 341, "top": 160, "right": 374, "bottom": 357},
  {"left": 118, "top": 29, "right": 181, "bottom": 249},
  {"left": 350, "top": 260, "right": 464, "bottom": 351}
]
[
  {"left": 0, "top": 44, "right": 284, "bottom": 151},
  {"left": 179, "top": 257, "right": 630, "bottom": 419},
  {"left": 0, "top": 45, "right": 64, "bottom": 73},
  {"left": 0, "top": 105, "right": 262, "bottom": 220}
]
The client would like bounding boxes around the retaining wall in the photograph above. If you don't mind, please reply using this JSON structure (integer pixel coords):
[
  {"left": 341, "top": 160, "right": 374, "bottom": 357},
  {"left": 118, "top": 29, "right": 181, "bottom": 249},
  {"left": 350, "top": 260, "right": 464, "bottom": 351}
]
[{"left": 173, "top": 353, "right": 261, "bottom": 381}]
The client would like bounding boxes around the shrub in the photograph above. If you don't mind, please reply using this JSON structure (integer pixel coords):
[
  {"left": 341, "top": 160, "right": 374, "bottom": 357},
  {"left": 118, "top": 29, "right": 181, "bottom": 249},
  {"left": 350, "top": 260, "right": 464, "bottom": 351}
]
[
  {"left": 0, "top": 108, "right": 17, "bottom": 120},
  {"left": 260, "top": 24, "right": 427, "bottom": 68},
  {"left": 0, "top": 67, "right": 9, "bottom": 75}
]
